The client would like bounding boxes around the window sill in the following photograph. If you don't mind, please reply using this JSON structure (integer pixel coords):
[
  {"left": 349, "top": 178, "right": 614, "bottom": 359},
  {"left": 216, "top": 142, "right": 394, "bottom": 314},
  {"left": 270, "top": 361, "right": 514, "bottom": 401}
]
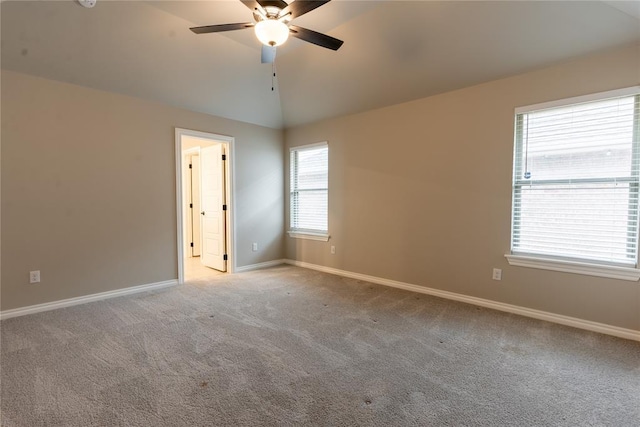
[
  {"left": 288, "top": 231, "right": 330, "bottom": 242},
  {"left": 505, "top": 254, "right": 640, "bottom": 281}
]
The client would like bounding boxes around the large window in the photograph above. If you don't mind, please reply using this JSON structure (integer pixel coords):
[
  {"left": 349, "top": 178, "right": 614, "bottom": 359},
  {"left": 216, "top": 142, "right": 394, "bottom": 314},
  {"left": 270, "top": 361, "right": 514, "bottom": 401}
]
[
  {"left": 509, "top": 88, "right": 639, "bottom": 274},
  {"left": 289, "top": 142, "right": 329, "bottom": 240}
]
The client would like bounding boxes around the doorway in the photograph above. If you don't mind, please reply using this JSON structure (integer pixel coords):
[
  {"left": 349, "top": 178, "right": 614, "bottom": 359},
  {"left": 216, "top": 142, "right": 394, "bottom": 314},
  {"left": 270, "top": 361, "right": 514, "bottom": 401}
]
[{"left": 175, "top": 128, "right": 235, "bottom": 283}]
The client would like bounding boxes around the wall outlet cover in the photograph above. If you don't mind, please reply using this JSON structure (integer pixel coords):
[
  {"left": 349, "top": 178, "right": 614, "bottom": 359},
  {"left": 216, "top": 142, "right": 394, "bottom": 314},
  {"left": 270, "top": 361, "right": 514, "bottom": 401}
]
[
  {"left": 78, "top": 0, "right": 97, "bottom": 8},
  {"left": 29, "top": 270, "right": 41, "bottom": 284}
]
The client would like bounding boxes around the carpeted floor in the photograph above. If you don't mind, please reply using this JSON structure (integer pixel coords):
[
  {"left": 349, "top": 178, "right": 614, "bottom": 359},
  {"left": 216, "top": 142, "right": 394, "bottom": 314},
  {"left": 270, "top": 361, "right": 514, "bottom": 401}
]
[{"left": 1, "top": 265, "right": 639, "bottom": 426}]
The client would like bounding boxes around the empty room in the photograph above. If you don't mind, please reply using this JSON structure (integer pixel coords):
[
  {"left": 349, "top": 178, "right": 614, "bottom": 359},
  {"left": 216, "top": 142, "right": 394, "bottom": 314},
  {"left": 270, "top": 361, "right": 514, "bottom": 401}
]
[{"left": 1, "top": 1, "right": 639, "bottom": 426}]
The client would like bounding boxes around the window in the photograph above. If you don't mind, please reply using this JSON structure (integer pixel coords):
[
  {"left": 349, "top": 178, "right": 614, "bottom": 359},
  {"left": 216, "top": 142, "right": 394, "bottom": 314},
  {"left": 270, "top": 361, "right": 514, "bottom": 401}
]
[
  {"left": 508, "top": 88, "right": 640, "bottom": 278},
  {"left": 289, "top": 142, "right": 329, "bottom": 240}
]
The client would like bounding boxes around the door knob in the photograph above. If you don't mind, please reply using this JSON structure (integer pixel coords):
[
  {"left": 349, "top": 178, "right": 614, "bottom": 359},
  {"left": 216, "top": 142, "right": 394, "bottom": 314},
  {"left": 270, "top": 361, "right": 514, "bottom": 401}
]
[{"left": 201, "top": 211, "right": 205, "bottom": 216}]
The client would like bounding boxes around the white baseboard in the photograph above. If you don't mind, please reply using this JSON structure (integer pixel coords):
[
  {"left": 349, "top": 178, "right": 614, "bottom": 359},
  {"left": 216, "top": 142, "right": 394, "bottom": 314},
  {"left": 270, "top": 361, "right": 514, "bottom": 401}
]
[
  {"left": 284, "top": 259, "right": 640, "bottom": 342},
  {"left": 0, "top": 279, "right": 178, "bottom": 320},
  {"left": 4, "top": 260, "right": 638, "bottom": 342},
  {"left": 235, "top": 259, "right": 286, "bottom": 273}
]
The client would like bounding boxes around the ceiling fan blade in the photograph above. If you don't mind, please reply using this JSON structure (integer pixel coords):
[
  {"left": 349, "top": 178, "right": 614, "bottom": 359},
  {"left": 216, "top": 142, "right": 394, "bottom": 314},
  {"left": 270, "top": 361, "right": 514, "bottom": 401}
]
[
  {"left": 288, "top": 25, "right": 344, "bottom": 51},
  {"left": 190, "top": 23, "right": 254, "bottom": 34},
  {"left": 281, "top": 1, "right": 331, "bottom": 19},
  {"left": 261, "top": 45, "right": 277, "bottom": 64}
]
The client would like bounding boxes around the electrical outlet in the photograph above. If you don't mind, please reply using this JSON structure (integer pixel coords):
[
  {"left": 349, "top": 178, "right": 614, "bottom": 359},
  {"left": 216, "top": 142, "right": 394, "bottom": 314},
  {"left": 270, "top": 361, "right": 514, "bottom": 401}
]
[
  {"left": 30, "top": 270, "right": 41, "bottom": 284},
  {"left": 330, "top": 245, "right": 336, "bottom": 254},
  {"left": 492, "top": 268, "right": 502, "bottom": 281},
  {"left": 252, "top": 243, "right": 258, "bottom": 252},
  {"left": 78, "top": 0, "right": 97, "bottom": 8}
]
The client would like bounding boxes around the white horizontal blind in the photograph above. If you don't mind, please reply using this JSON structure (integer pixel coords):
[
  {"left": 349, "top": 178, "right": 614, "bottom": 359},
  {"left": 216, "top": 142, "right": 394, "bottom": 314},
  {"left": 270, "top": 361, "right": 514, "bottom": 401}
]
[
  {"left": 290, "top": 143, "right": 328, "bottom": 233},
  {"left": 512, "top": 92, "right": 640, "bottom": 265}
]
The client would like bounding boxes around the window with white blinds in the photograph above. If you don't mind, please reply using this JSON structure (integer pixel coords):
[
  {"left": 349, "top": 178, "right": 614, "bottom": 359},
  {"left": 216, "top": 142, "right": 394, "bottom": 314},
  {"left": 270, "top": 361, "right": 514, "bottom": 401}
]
[
  {"left": 290, "top": 143, "right": 328, "bottom": 236},
  {"left": 511, "top": 89, "right": 640, "bottom": 266}
]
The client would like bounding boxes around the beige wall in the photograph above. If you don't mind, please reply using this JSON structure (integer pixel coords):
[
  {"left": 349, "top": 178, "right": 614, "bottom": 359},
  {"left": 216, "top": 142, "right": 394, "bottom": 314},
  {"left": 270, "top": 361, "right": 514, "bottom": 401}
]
[
  {"left": 1, "top": 70, "right": 284, "bottom": 311},
  {"left": 3, "top": 44, "right": 639, "bottom": 331},
  {"left": 285, "top": 43, "right": 640, "bottom": 331}
]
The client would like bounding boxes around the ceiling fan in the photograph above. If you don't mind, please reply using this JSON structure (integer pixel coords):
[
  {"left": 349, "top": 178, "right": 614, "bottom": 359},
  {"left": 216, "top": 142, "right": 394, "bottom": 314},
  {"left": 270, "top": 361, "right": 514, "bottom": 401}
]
[{"left": 190, "top": 0, "right": 344, "bottom": 64}]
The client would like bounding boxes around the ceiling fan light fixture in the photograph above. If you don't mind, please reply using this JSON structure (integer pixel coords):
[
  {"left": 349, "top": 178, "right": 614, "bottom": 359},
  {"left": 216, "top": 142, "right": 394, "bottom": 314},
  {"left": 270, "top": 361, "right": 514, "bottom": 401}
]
[{"left": 255, "top": 19, "right": 289, "bottom": 47}]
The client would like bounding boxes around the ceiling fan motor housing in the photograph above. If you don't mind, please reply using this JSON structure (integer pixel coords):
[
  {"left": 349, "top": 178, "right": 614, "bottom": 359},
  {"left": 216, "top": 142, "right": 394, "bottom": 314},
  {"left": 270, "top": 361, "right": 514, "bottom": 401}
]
[{"left": 253, "top": 0, "right": 290, "bottom": 21}]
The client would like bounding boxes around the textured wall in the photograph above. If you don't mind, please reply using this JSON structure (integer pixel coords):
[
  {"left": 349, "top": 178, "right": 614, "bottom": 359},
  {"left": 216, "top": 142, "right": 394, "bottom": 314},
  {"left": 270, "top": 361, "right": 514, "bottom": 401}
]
[
  {"left": 1, "top": 71, "right": 284, "bottom": 311},
  {"left": 284, "top": 43, "right": 640, "bottom": 331}
]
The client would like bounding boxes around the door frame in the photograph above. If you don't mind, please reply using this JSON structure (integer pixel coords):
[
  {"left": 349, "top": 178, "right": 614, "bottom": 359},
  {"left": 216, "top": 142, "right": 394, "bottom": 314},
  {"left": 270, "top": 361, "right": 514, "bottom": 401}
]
[
  {"left": 175, "top": 128, "right": 236, "bottom": 282},
  {"left": 183, "top": 147, "right": 201, "bottom": 258}
]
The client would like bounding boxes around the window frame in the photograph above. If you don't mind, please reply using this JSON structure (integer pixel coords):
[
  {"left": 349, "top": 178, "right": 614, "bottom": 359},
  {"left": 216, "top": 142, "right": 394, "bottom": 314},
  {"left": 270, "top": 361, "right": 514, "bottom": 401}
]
[
  {"left": 288, "top": 141, "right": 330, "bottom": 241},
  {"left": 506, "top": 87, "right": 640, "bottom": 281}
]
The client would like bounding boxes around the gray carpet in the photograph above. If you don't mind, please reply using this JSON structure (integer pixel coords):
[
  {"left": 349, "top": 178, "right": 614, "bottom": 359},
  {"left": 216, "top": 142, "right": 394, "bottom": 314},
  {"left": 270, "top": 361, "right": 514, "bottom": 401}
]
[{"left": 1, "top": 265, "right": 639, "bottom": 426}]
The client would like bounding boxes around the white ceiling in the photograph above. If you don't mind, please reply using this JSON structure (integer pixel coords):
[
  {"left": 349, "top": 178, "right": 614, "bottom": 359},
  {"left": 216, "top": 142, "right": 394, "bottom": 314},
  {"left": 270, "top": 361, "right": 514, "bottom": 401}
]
[{"left": 2, "top": 1, "right": 639, "bottom": 129}]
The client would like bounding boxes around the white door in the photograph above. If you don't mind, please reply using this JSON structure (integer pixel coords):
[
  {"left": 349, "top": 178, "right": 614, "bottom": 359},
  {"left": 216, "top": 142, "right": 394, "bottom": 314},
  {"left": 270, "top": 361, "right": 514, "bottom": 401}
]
[{"left": 200, "top": 145, "right": 226, "bottom": 271}]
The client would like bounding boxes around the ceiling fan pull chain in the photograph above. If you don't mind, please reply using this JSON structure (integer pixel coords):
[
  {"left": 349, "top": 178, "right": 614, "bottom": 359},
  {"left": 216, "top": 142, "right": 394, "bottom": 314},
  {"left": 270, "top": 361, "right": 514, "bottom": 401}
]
[{"left": 272, "top": 62, "right": 276, "bottom": 91}]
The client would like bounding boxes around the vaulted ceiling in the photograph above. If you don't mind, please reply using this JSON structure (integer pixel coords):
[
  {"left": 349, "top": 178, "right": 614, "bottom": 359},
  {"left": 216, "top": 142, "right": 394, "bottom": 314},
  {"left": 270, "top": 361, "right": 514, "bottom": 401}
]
[{"left": 2, "top": 1, "right": 639, "bottom": 129}]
